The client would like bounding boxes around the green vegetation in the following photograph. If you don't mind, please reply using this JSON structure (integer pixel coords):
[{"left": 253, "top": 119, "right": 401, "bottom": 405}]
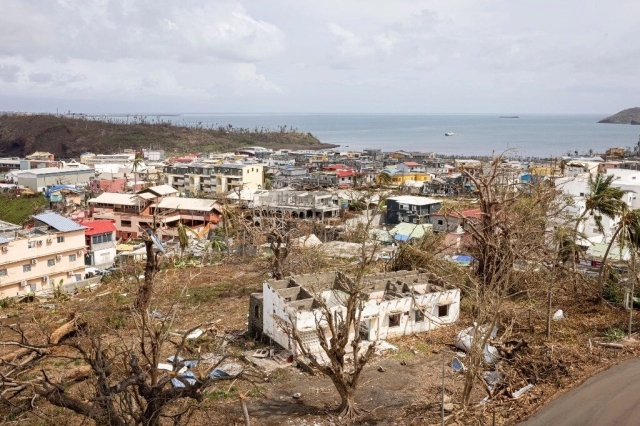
[
  {"left": 604, "top": 326, "right": 625, "bottom": 341},
  {"left": 0, "top": 114, "right": 337, "bottom": 158},
  {"left": 0, "top": 194, "right": 48, "bottom": 225},
  {"left": 598, "top": 107, "right": 640, "bottom": 124}
]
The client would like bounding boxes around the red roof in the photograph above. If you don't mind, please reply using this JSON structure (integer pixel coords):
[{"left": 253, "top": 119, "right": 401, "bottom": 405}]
[
  {"left": 336, "top": 170, "right": 354, "bottom": 178},
  {"left": 403, "top": 162, "right": 421, "bottom": 167},
  {"left": 78, "top": 220, "right": 117, "bottom": 236}
]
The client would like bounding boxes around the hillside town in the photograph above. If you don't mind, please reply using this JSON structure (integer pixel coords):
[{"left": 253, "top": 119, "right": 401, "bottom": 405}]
[{"left": 2, "top": 142, "right": 640, "bottom": 424}]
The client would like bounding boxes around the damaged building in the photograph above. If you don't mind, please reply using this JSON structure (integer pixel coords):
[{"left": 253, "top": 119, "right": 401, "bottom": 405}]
[
  {"left": 251, "top": 190, "right": 340, "bottom": 220},
  {"left": 249, "top": 270, "right": 460, "bottom": 356}
]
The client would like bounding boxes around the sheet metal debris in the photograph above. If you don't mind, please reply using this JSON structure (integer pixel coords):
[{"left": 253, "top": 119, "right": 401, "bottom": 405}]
[{"left": 512, "top": 383, "right": 534, "bottom": 399}]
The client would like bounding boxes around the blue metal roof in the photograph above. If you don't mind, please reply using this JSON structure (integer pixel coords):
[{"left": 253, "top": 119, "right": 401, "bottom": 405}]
[
  {"left": 33, "top": 213, "right": 84, "bottom": 232},
  {"left": 0, "top": 236, "right": 10, "bottom": 244},
  {"left": 45, "top": 185, "right": 81, "bottom": 199}
]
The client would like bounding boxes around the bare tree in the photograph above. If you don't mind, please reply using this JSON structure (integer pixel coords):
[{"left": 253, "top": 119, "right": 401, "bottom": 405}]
[
  {"left": 0, "top": 231, "right": 252, "bottom": 425},
  {"left": 457, "top": 156, "right": 559, "bottom": 406},
  {"left": 241, "top": 209, "right": 301, "bottom": 280},
  {"left": 284, "top": 194, "right": 384, "bottom": 419}
]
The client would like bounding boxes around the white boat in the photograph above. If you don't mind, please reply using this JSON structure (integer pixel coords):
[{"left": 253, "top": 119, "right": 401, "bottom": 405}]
[{"left": 445, "top": 132, "right": 454, "bottom": 136}]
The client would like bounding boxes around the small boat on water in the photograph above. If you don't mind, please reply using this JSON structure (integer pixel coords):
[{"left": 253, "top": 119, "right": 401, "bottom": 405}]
[{"left": 445, "top": 132, "right": 454, "bottom": 136}]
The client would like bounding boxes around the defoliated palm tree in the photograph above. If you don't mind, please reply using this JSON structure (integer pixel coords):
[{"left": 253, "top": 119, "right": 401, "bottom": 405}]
[
  {"left": 177, "top": 222, "right": 190, "bottom": 259},
  {"left": 132, "top": 154, "right": 144, "bottom": 191},
  {"left": 375, "top": 171, "right": 392, "bottom": 188},
  {"left": 598, "top": 206, "right": 640, "bottom": 295}
]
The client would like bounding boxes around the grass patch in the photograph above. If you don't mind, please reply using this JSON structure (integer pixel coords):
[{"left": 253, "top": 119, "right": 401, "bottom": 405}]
[
  {"left": 0, "top": 194, "right": 48, "bottom": 225},
  {"left": 205, "top": 389, "right": 236, "bottom": 400}
]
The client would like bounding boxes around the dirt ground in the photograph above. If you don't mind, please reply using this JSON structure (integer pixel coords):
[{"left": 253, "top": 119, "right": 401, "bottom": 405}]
[{"left": 1, "top": 258, "right": 639, "bottom": 425}]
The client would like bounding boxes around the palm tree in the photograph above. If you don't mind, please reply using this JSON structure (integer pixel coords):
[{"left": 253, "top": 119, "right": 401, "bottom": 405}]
[
  {"left": 570, "top": 173, "right": 627, "bottom": 287},
  {"left": 572, "top": 173, "right": 627, "bottom": 250},
  {"left": 177, "top": 222, "right": 190, "bottom": 259},
  {"left": 375, "top": 171, "right": 392, "bottom": 187},
  {"left": 132, "top": 154, "right": 143, "bottom": 191},
  {"left": 597, "top": 205, "right": 640, "bottom": 295}
]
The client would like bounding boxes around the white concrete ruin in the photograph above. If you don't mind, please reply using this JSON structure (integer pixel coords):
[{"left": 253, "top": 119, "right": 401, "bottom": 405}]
[{"left": 249, "top": 270, "right": 460, "bottom": 356}]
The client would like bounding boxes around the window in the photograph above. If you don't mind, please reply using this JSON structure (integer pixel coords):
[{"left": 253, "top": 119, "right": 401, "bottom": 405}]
[
  {"left": 388, "top": 313, "right": 401, "bottom": 327},
  {"left": 69, "top": 254, "right": 77, "bottom": 262},
  {"left": 254, "top": 305, "right": 261, "bottom": 319},
  {"left": 47, "top": 259, "right": 55, "bottom": 267},
  {"left": 57, "top": 236, "right": 65, "bottom": 243},
  {"left": 28, "top": 241, "right": 36, "bottom": 248},
  {"left": 0, "top": 269, "right": 6, "bottom": 276},
  {"left": 437, "top": 220, "right": 444, "bottom": 226},
  {"left": 23, "top": 264, "right": 31, "bottom": 272},
  {"left": 438, "top": 304, "right": 450, "bottom": 317},
  {"left": 92, "top": 234, "right": 113, "bottom": 245},
  {"left": 121, "top": 220, "right": 132, "bottom": 227},
  {"left": 415, "top": 310, "right": 425, "bottom": 322}
]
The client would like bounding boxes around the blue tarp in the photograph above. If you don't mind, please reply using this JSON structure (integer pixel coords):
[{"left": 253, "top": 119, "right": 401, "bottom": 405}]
[{"left": 45, "top": 185, "right": 80, "bottom": 200}]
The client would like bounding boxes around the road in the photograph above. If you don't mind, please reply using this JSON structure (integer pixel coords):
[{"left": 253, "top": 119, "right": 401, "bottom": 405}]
[{"left": 521, "top": 357, "right": 640, "bottom": 426}]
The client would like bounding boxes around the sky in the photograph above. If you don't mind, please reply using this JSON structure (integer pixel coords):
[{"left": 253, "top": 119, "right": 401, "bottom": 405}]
[{"left": 1, "top": 0, "right": 639, "bottom": 114}]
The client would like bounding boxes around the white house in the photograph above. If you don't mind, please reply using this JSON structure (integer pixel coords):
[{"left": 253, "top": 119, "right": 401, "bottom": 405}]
[{"left": 249, "top": 270, "right": 460, "bottom": 356}]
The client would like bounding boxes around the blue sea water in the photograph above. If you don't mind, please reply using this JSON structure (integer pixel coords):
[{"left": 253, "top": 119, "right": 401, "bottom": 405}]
[{"left": 121, "top": 113, "right": 640, "bottom": 158}]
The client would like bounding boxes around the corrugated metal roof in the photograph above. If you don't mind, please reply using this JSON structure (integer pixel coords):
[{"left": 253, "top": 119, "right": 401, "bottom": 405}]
[
  {"left": 89, "top": 193, "right": 141, "bottom": 206},
  {"left": 77, "top": 220, "right": 117, "bottom": 236},
  {"left": 157, "top": 197, "right": 222, "bottom": 212},
  {"left": 33, "top": 213, "right": 85, "bottom": 232},
  {"left": 0, "top": 236, "right": 10, "bottom": 244},
  {"left": 141, "top": 184, "right": 178, "bottom": 196}
]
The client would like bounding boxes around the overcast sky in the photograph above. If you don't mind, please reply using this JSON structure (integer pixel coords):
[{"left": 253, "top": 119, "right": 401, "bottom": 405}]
[{"left": 1, "top": 0, "right": 638, "bottom": 114}]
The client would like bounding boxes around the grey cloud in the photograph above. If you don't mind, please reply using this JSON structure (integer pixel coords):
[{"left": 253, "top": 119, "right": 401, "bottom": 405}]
[
  {"left": 0, "top": 0, "right": 285, "bottom": 64},
  {"left": 0, "top": 64, "right": 20, "bottom": 83},
  {"left": 28, "top": 72, "right": 53, "bottom": 83}
]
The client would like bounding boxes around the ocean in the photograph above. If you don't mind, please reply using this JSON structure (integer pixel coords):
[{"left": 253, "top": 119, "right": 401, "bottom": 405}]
[{"left": 112, "top": 113, "right": 640, "bottom": 158}]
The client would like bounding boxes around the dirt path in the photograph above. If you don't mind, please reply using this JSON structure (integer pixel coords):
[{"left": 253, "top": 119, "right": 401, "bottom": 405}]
[{"left": 521, "top": 357, "right": 640, "bottom": 426}]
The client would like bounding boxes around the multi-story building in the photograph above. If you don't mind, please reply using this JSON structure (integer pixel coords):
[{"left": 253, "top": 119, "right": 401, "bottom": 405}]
[
  {"left": 0, "top": 214, "right": 86, "bottom": 296},
  {"left": 252, "top": 190, "right": 340, "bottom": 220},
  {"left": 164, "top": 163, "right": 264, "bottom": 195},
  {"left": 88, "top": 187, "right": 222, "bottom": 240},
  {"left": 385, "top": 195, "right": 442, "bottom": 225},
  {"left": 78, "top": 220, "right": 117, "bottom": 268}
]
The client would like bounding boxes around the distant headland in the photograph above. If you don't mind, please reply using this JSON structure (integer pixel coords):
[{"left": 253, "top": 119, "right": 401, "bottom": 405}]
[
  {"left": 0, "top": 113, "right": 337, "bottom": 158},
  {"left": 598, "top": 107, "right": 640, "bottom": 125}
]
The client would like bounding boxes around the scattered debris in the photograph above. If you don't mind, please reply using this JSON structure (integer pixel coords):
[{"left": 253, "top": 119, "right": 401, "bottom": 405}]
[
  {"left": 451, "top": 357, "right": 466, "bottom": 373},
  {"left": 377, "top": 366, "right": 386, "bottom": 372},
  {"left": 454, "top": 325, "right": 498, "bottom": 352},
  {"left": 252, "top": 349, "right": 271, "bottom": 358},
  {"left": 186, "top": 328, "right": 204, "bottom": 339},
  {"left": 483, "top": 371, "right": 502, "bottom": 389},
  {"left": 151, "top": 310, "right": 167, "bottom": 320},
  {"left": 171, "top": 372, "right": 197, "bottom": 388},
  {"left": 157, "top": 363, "right": 174, "bottom": 371},
  {"left": 511, "top": 383, "right": 534, "bottom": 399},
  {"left": 292, "top": 393, "right": 302, "bottom": 399},
  {"left": 400, "top": 360, "right": 407, "bottom": 366},
  {"left": 207, "top": 362, "right": 244, "bottom": 380},
  {"left": 552, "top": 309, "right": 565, "bottom": 321},
  {"left": 596, "top": 342, "right": 624, "bottom": 349}
]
